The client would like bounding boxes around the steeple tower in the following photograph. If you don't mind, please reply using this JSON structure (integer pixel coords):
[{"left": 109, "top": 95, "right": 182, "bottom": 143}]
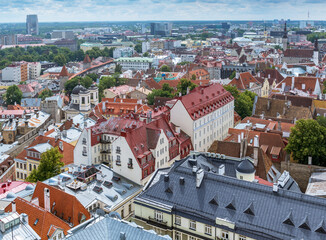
[{"left": 282, "top": 22, "right": 288, "bottom": 50}]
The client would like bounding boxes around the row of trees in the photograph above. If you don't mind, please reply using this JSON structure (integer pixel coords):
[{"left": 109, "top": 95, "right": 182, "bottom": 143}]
[
  {"left": 0, "top": 45, "right": 116, "bottom": 69},
  {"left": 286, "top": 117, "right": 326, "bottom": 166},
  {"left": 223, "top": 85, "right": 256, "bottom": 119},
  {"left": 147, "top": 79, "right": 196, "bottom": 105}
]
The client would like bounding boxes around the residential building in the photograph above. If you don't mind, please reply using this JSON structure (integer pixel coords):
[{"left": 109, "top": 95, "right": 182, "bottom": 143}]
[
  {"left": 91, "top": 98, "right": 151, "bottom": 119},
  {"left": 150, "top": 22, "right": 172, "bottom": 36},
  {"left": 274, "top": 76, "right": 322, "bottom": 97},
  {"left": 116, "top": 57, "right": 153, "bottom": 70},
  {"left": 66, "top": 215, "right": 171, "bottom": 240},
  {"left": 0, "top": 212, "right": 41, "bottom": 240},
  {"left": 28, "top": 62, "right": 41, "bottom": 80},
  {"left": 51, "top": 30, "right": 75, "bottom": 40},
  {"left": 228, "top": 72, "right": 262, "bottom": 96},
  {"left": 113, "top": 47, "right": 134, "bottom": 58},
  {"left": 283, "top": 49, "right": 314, "bottom": 64},
  {"left": 2, "top": 64, "right": 22, "bottom": 82},
  {"left": 170, "top": 84, "right": 234, "bottom": 152},
  {"left": 0, "top": 157, "right": 15, "bottom": 183},
  {"left": 5, "top": 181, "right": 90, "bottom": 239},
  {"left": 44, "top": 164, "right": 142, "bottom": 219},
  {"left": 41, "top": 95, "right": 64, "bottom": 123},
  {"left": 220, "top": 64, "right": 255, "bottom": 79},
  {"left": 252, "top": 97, "right": 313, "bottom": 122},
  {"left": 64, "top": 83, "right": 99, "bottom": 119},
  {"left": 134, "top": 152, "right": 326, "bottom": 240},
  {"left": 26, "top": 14, "right": 39, "bottom": 35},
  {"left": 0, "top": 34, "right": 18, "bottom": 45},
  {"left": 74, "top": 114, "right": 192, "bottom": 185},
  {"left": 14, "top": 134, "right": 74, "bottom": 180}
]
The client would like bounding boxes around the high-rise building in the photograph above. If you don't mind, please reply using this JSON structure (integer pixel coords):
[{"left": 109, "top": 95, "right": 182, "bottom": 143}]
[
  {"left": 150, "top": 22, "right": 172, "bottom": 36},
  {"left": 51, "top": 30, "right": 75, "bottom": 40},
  {"left": 26, "top": 14, "right": 39, "bottom": 35},
  {"left": 0, "top": 34, "right": 18, "bottom": 45}
]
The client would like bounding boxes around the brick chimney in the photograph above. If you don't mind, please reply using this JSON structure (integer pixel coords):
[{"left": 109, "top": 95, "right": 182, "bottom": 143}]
[{"left": 44, "top": 188, "right": 50, "bottom": 212}]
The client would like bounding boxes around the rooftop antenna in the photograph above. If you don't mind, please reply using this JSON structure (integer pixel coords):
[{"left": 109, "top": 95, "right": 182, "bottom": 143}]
[{"left": 308, "top": 10, "right": 310, "bottom": 20}]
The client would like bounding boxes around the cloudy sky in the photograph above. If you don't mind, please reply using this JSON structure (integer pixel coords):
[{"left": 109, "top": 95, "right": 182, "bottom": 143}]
[{"left": 0, "top": 0, "right": 325, "bottom": 22}]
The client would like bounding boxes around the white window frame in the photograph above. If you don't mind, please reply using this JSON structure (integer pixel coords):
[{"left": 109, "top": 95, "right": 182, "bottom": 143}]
[
  {"left": 205, "top": 224, "right": 212, "bottom": 235},
  {"left": 189, "top": 220, "right": 196, "bottom": 230},
  {"left": 175, "top": 215, "right": 181, "bottom": 225},
  {"left": 221, "top": 230, "right": 229, "bottom": 240},
  {"left": 154, "top": 210, "right": 163, "bottom": 222}
]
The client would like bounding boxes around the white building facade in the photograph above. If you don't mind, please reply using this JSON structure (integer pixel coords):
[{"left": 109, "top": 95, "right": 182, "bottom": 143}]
[{"left": 170, "top": 84, "right": 234, "bottom": 152}]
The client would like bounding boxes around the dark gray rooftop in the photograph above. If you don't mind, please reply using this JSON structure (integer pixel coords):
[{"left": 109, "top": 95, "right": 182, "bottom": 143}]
[
  {"left": 67, "top": 216, "right": 171, "bottom": 240},
  {"left": 137, "top": 155, "right": 326, "bottom": 240}
]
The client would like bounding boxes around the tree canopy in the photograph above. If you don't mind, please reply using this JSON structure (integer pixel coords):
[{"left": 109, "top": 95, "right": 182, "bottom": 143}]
[
  {"left": 223, "top": 86, "right": 256, "bottom": 119},
  {"left": 98, "top": 75, "right": 127, "bottom": 100},
  {"left": 38, "top": 89, "right": 53, "bottom": 100},
  {"left": 26, "top": 147, "right": 64, "bottom": 182},
  {"left": 161, "top": 65, "right": 171, "bottom": 72},
  {"left": 5, "top": 85, "right": 23, "bottom": 105},
  {"left": 177, "top": 79, "right": 197, "bottom": 96},
  {"left": 147, "top": 83, "right": 174, "bottom": 105},
  {"left": 285, "top": 119, "right": 326, "bottom": 165},
  {"left": 134, "top": 43, "right": 142, "bottom": 53},
  {"left": 229, "top": 71, "right": 236, "bottom": 80},
  {"left": 64, "top": 76, "right": 94, "bottom": 95}
]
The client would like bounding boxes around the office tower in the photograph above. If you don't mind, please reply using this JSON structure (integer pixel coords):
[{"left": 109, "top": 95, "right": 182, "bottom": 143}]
[
  {"left": 26, "top": 14, "right": 39, "bottom": 35},
  {"left": 150, "top": 22, "right": 172, "bottom": 36}
]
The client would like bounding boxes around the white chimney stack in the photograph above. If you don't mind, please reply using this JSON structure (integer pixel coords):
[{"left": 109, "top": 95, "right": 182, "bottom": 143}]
[
  {"left": 291, "top": 76, "right": 295, "bottom": 90},
  {"left": 12, "top": 201, "right": 16, "bottom": 212},
  {"left": 238, "top": 134, "right": 241, "bottom": 143},
  {"left": 254, "top": 135, "right": 259, "bottom": 147},
  {"left": 44, "top": 188, "right": 50, "bottom": 212},
  {"left": 196, "top": 169, "right": 204, "bottom": 188}
]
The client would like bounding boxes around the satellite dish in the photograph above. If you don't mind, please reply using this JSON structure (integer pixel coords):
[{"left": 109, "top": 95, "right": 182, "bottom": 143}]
[
  {"left": 96, "top": 209, "right": 105, "bottom": 217},
  {"left": 108, "top": 211, "right": 121, "bottom": 220}
]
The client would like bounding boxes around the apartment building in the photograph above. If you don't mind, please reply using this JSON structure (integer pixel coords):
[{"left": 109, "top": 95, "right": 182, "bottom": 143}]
[
  {"left": 116, "top": 57, "right": 153, "bottom": 70},
  {"left": 74, "top": 114, "right": 192, "bottom": 185},
  {"left": 170, "top": 84, "right": 234, "bottom": 152},
  {"left": 134, "top": 153, "right": 326, "bottom": 240},
  {"left": 28, "top": 62, "right": 41, "bottom": 79}
]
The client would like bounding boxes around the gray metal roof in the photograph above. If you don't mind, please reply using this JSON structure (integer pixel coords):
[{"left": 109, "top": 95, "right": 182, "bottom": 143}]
[
  {"left": 67, "top": 216, "right": 171, "bottom": 240},
  {"left": 43, "top": 164, "right": 142, "bottom": 210},
  {"left": 137, "top": 155, "right": 326, "bottom": 240}
]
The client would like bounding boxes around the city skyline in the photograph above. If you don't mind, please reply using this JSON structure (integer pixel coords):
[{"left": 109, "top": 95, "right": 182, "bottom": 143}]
[{"left": 0, "top": 0, "right": 325, "bottom": 23}]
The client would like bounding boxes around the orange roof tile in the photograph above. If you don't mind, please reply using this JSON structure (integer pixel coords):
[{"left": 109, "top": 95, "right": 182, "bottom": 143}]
[{"left": 5, "top": 197, "right": 71, "bottom": 240}]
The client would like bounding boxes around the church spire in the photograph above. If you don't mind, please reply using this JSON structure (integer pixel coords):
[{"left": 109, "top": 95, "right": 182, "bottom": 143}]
[{"left": 283, "top": 22, "right": 287, "bottom": 39}]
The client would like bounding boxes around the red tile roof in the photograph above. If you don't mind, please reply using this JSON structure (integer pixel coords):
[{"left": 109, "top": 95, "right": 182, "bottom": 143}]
[
  {"left": 31, "top": 182, "right": 90, "bottom": 227},
  {"left": 283, "top": 49, "right": 313, "bottom": 58},
  {"left": 59, "top": 65, "right": 69, "bottom": 77},
  {"left": 275, "top": 76, "right": 320, "bottom": 94},
  {"left": 15, "top": 135, "right": 74, "bottom": 166},
  {"left": 177, "top": 83, "right": 234, "bottom": 120},
  {"left": 228, "top": 72, "right": 261, "bottom": 91},
  {"left": 5, "top": 197, "right": 71, "bottom": 240}
]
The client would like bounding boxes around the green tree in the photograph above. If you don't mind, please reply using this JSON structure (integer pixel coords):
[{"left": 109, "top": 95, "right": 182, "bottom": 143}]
[
  {"left": 191, "top": 74, "right": 196, "bottom": 80},
  {"left": 285, "top": 119, "right": 326, "bottom": 165},
  {"left": 235, "top": 93, "right": 253, "bottom": 119},
  {"left": 134, "top": 43, "right": 142, "bottom": 53},
  {"left": 86, "top": 73, "right": 98, "bottom": 82},
  {"left": 176, "top": 79, "right": 197, "bottom": 96},
  {"left": 64, "top": 78, "right": 79, "bottom": 95},
  {"left": 223, "top": 85, "right": 240, "bottom": 100},
  {"left": 53, "top": 53, "right": 67, "bottom": 66},
  {"left": 26, "top": 147, "right": 64, "bottom": 182},
  {"left": 39, "top": 89, "right": 53, "bottom": 100},
  {"left": 147, "top": 84, "right": 174, "bottom": 105},
  {"left": 229, "top": 71, "right": 236, "bottom": 79},
  {"left": 317, "top": 116, "right": 326, "bottom": 128},
  {"left": 5, "top": 85, "right": 22, "bottom": 105},
  {"left": 80, "top": 76, "right": 93, "bottom": 89},
  {"left": 143, "top": 52, "right": 149, "bottom": 57},
  {"left": 115, "top": 64, "right": 122, "bottom": 74},
  {"left": 161, "top": 65, "right": 171, "bottom": 72}
]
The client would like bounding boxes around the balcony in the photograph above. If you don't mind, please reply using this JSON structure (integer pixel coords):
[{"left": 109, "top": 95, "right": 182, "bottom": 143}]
[
  {"left": 116, "top": 161, "right": 121, "bottom": 166},
  {"left": 100, "top": 139, "right": 111, "bottom": 144},
  {"left": 147, "top": 216, "right": 168, "bottom": 228},
  {"left": 100, "top": 149, "right": 111, "bottom": 154}
]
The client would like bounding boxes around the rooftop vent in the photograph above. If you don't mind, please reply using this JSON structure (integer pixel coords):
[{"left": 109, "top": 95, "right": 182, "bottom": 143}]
[
  {"left": 179, "top": 177, "right": 185, "bottom": 185},
  {"left": 299, "top": 216, "right": 311, "bottom": 231},
  {"left": 226, "top": 197, "right": 236, "bottom": 210},
  {"left": 218, "top": 165, "right": 225, "bottom": 175},
  {"left": 164, "top": 175, "right": 169, "bottom": 182},
  {"left": 315, "top": 220, "right": 326, "bottom": 234},
  {"left": 165, "top": 186, "right": 173, "bottom": 194},
  {"left": 273, "top": 183, "right": 279, "bottom": 193},
  {"left": 196, "top": 169, "right": 204, "bottom": 188},
  {"left": 120, "top": 232, "right": 126, "bottom": 240},
  {"left": 283, "top": 211, "right": 295, "bottom": 226},
  {"left": 244, "top": 202, "right": 255, "bottom": 216},
  {"left": 209, "top": 195, "right": 218, "bottom": 206}
]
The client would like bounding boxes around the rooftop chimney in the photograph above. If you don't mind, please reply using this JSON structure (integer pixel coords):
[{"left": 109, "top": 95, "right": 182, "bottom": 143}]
[
  {"left": 253, "top": 135, "right": 259, "bottom": 147},
  {"left": 218, "top": 165, "right": 225, "bottom": 175},
  {"left": 44, "top": 188, "right": 50, "bottom": 212},
  {"left": 12, "top": 201, "right": 16, "bottom": 212},
  {"left": 273, "top": 183, "right": 279, "bottom": 193},
  {"left": 120, "top": 232, "right": 126, "bottom": 240},
  {"left": 21, "top": 213, "right": 28, "bottom": 225},
  {"left": 164, "top": 175, "right": 169, "bottom": 182},
  {"left": 196, "top": 169, "right": 204, "bottom": 188},
  {"left": 291, "top": 76, "right": 295, "bottom": 90}
]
